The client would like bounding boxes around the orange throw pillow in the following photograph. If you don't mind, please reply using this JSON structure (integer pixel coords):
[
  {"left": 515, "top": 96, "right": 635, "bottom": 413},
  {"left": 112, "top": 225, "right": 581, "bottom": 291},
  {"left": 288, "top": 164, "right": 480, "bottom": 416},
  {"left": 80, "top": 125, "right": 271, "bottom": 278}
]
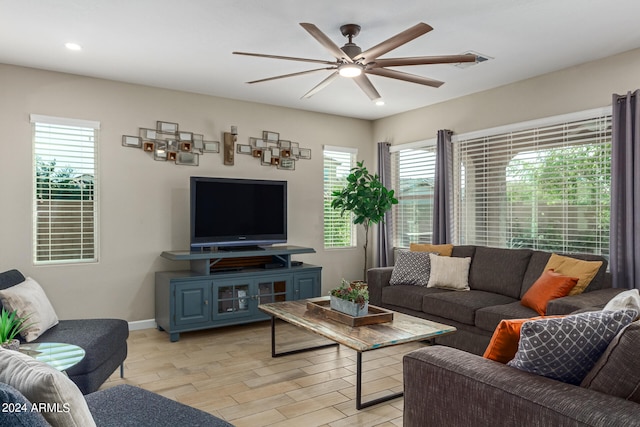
[
  {"left": 483, "top": 316, "right": 564, "bottom": 363},
  {"left": 521, "top": 269, "right": 579, "bottom": 315}
]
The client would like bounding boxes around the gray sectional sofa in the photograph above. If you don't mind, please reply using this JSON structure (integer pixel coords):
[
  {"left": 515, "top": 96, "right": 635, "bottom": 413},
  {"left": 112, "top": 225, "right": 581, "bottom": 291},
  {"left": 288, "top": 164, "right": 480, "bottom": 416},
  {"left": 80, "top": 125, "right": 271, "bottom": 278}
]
[
  {"left": 403, "top": 342, "right": 640, "bottom": 427},
  {"left": 367, "top": 245, "right": 624, "bottom": 355}
]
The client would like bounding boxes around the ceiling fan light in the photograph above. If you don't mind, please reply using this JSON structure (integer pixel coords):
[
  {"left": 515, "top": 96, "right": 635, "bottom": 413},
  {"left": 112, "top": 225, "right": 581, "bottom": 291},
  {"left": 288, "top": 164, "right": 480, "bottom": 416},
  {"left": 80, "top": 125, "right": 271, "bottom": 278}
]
[{"left": 338, "top": 64, "right": 362, "bottom": 78}]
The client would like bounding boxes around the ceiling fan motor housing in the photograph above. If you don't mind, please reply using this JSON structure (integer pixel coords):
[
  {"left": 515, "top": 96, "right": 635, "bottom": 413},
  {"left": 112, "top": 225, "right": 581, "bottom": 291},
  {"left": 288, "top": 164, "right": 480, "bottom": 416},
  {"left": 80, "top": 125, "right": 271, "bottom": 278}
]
[{"left": 341, "top": 43, "right": 362, "bottom": 60}]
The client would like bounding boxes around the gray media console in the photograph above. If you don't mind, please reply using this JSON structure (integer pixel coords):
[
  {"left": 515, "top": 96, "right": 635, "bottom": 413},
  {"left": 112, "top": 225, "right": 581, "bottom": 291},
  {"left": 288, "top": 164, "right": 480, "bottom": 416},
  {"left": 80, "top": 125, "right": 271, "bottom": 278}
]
[{"left": 155, "top": 245, "right": 322, "bottom": 341}]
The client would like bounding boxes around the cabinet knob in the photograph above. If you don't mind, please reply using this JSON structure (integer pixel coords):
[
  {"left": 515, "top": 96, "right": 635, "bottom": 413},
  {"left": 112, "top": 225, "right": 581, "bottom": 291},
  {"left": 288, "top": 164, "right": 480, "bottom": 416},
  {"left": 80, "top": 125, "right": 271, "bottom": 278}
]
[{"left": 204, "top": 300, "right": 209, "bottom": 305}]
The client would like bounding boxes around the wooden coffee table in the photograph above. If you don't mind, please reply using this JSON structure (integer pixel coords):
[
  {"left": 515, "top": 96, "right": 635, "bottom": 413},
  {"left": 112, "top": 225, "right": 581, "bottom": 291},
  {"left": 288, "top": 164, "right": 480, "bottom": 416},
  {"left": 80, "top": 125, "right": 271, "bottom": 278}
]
[{"left": 259, "top": 297, "right": 456, "bottom": 409}]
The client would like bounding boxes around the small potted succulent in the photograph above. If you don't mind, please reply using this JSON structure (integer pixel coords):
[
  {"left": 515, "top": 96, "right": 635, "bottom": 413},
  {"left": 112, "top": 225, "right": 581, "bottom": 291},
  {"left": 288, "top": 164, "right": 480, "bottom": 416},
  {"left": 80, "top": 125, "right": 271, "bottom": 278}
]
[
  {"left": 329, "top": 279, "right": 369, "bottom": 317},
  {"left": 0, "top": 308, "right": 30, "bottom": 351}
]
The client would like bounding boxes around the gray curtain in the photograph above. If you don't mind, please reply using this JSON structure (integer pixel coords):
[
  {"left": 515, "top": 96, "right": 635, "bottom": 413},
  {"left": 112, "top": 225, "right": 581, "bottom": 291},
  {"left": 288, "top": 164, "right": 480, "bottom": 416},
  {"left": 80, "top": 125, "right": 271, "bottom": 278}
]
[
  {"left": 610, "top": 90, "right": 640, "bottom": 289},
  {"left": 376, "top": 142, "right": 394, "bottom": 267},
  {"left": 432, "top": 130, "right": 453, "bottom": 244}
]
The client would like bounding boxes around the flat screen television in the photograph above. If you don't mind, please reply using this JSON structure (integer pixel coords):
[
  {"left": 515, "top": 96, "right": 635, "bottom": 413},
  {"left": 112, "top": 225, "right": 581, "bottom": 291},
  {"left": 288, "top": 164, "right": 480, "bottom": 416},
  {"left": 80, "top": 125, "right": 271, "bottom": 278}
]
[{"left": 190, "top": 176, "right": 287, "bottom": 250}]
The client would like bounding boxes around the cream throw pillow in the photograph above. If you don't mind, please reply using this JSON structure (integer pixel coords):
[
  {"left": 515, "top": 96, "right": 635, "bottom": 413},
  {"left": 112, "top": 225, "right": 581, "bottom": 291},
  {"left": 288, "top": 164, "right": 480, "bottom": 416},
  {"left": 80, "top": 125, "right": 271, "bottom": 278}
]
[
  {"left": 0, "top": 348, "right": 96, "bottom": 427},
  {"left": 603, "top": 289, "right": 640, "bottom": 313},
  {"left": 544, "top": 254, "right": 603, "bottom": 296},
  {"left": 427, "top": 254, "right": 471, "bottom": 291},
  {"left": 0, "top": 277, "right": 59, "bottom": 342}
]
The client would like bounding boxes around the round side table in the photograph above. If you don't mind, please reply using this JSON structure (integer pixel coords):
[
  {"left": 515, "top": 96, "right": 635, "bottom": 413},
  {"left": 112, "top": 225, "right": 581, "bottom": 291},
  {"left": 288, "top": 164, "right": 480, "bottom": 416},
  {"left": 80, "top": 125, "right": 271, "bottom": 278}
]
[{"left": 18, "top": 342, "right": 85, "bottom": 372}]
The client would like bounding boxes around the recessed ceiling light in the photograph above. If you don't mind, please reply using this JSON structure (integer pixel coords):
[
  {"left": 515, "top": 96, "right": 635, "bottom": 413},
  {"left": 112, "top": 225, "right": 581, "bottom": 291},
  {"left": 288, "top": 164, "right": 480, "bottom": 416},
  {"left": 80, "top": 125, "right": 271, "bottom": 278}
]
[
  {"left": 65, "top": 43, "right": 82, "bottom": 51},
  {"left": 375, "top": 99, "right": 385, "bottom": 106}
]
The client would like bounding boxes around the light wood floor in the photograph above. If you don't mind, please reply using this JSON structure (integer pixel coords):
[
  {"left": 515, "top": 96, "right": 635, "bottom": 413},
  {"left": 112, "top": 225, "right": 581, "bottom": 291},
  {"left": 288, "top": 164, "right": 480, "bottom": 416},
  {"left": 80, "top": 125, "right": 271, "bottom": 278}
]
[{"left": 103, "top": 320, "right": 429, "bottom": 426}]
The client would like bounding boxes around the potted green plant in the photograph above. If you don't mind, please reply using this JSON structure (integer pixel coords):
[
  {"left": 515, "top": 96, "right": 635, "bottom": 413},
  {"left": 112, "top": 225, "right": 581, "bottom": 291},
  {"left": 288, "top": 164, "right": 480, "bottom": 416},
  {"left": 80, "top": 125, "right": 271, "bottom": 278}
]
[
  {"left": 329, "top": 279, "right": 369, "bottom": 317},
  {"left": 0, "top": 308, "right": 30, "bottom": 351},
  {"left": 331, "top": 161, "right": 398, "bottom": 281}
]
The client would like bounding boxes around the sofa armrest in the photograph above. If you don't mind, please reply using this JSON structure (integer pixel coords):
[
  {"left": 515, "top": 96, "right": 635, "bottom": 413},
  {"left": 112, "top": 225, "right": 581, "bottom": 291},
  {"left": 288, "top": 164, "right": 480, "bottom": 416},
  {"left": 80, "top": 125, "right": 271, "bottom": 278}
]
[
  {"left": 367, "top": 267, "right": 394, "bottom": 306},
  {"left": 403, "top": 346, "right": 640, "bottom": 427},
  {"left": 86, "top": 384, "right": 233, "bottom": 427},
  {"left": 546, "top": 288, "right": 627, "bottom": 315}
]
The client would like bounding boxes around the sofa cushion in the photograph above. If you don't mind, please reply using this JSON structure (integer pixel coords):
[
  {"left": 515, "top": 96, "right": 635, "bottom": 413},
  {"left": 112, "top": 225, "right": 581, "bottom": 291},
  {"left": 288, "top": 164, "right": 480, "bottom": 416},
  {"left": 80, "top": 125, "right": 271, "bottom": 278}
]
[
  {"left": 410, "top": 243, "right": 453, "bottom": 256},
  {"left": 389, "top": 250, "right": 431, "bottom": 286},
  {"left": 451, "top": 245, "right": 476, "bottom": 258},
  {"left": 520, "top": 252, "right": 608, "bottom": 298},
  {"left": 426, "top": 254, "right": 471, "bottom": 291},
  {"left": 507, "top": 309, "right": 638, "bottom": 385},
  {"left": 381, "top": 285, "right": 447, "bottom": 312},
  {"left": 475, "top": 301, "right": 539, "bottom": 332},
  {"left": 580, "top": 321, "right": 640, "bottom": 403},
  {"left": 0, "top": 277, "right": 59, "bottom": 342},
  {"left": 423, "top": 290, "right": 517, "bottom": 326},
  {"left": 520, "top": 270, "right": 579, "bottom": 315},
  {"left": 545, "top": 254, "right": 603, "bottom": 296},
  {"left": 468, "top": 247, "right": 532, "bottom": 299},
  {"left": 0, "top": 348, "right": 97, "bottom": 427},
  {"left": 0, "top": 382, "right": 50, "bottom": 427}
]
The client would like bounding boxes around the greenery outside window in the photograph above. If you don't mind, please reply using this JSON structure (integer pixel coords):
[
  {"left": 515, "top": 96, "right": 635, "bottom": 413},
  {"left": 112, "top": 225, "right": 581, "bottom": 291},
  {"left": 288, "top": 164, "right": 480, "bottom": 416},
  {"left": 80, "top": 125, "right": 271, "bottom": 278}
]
[
  {"left": 31, "top": 114, "right": 99, "bottom": 264},
  {"left": 323, "top": 146, "right": 357, "bottom": 248},
  {"left": 452, "top": 108, "right": 611, "bottom": 257},
  {"left": 390, "top": 141, "right": 437, "bottom": 248}
]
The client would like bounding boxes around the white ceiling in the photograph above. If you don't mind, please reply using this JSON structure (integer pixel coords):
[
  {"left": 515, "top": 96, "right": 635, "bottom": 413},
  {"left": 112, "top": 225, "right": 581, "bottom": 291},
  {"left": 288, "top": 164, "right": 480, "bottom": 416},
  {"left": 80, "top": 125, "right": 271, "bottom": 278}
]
[{"left": 1, "top": 0, "right": 640, "bottom": 120}]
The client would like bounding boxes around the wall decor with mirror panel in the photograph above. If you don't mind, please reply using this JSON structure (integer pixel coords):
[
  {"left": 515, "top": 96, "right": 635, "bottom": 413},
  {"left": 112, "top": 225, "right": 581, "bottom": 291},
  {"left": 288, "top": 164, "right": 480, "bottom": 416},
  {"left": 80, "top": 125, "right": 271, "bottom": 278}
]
[
  {"left": 122, "top": 120, "right": 219, "bottom": 166},
  {"left": 237, "top": 130, "right": 310, "bottom": 171}
]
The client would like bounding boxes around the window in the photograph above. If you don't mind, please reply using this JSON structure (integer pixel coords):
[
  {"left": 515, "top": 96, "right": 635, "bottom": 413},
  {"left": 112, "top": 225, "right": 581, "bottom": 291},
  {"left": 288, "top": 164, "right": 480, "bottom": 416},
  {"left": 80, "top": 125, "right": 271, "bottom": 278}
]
[
  {"left": 31, "top": 114, "right": 99, "bottom": 264},
  {"left": 453, "top": 109, "right": 611, "bottom": 257},
  {"left": 323, "top": 146, "right": 357, "bottom": 248},
  {"left": 390, "top": 141, "right": 437, "bottom": 248}
]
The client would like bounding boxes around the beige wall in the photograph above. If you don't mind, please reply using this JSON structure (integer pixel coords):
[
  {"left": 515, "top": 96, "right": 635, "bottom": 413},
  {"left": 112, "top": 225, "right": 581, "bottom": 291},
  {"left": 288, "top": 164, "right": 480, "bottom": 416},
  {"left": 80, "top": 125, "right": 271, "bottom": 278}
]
[
  {"left": 2, "top": 47, "right": 639, "bottom": 322},
  {"left": 0, "top": 64, "right": 373, "bottom": 321},
  {"left": 373, "top": 48, "right": 640, "bottom": 145}
]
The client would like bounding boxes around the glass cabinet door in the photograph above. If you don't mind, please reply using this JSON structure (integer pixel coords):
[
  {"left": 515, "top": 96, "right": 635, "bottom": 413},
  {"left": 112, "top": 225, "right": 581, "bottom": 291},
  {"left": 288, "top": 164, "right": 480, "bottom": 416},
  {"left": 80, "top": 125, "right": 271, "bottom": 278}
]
[
  {"left": 216, "top": 283, "right": 251, "bottom": 315},
  {"left": 257, "top": 278, "right": 288, "bottom": 304}
]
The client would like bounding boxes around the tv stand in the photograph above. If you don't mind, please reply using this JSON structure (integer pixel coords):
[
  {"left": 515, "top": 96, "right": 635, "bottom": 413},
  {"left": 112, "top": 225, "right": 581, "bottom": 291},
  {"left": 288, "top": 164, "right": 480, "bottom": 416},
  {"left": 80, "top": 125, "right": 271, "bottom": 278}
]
[{"left": 155, "top": 245, "right": 321, "bottom": 341}]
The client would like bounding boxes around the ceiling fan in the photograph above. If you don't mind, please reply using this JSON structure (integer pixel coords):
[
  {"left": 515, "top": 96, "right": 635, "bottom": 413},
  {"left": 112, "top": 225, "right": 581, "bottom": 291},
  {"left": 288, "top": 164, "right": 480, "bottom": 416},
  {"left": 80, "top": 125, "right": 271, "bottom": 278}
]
[{"left": 233, "top": 22, "right": 477, "bottom": 102}]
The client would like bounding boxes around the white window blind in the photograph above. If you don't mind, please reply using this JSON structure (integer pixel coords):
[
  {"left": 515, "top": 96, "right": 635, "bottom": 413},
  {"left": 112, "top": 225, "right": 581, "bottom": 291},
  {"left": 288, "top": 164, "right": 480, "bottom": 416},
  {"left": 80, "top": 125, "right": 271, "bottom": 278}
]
[
  {"left": 31, "top": 115, "right": 99, "bottom": 264},
  {"left": 453, "top": 112, "right": 611, "bottom": 257},
  {"left": 391, "top": 142, "right": 437, "bottom": 248},
  {"left": 323, "top": 146, "right": 357, "bottom": 248}
]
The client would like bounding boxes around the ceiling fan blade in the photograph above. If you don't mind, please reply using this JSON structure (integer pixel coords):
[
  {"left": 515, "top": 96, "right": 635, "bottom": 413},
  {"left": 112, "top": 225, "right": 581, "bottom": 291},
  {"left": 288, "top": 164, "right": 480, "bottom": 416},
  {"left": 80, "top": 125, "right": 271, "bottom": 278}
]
[
  {"left": 302, "top": 71, "right": 340, "bottom": 98},
  {"left": 371, "top": 54, "right": 478, "bottom": 68},
  {"left": 247, "top": 67, "right": 335, "bottom": 84},
  {"left": 300, "top": 23, "right": 352, "bottom": 63},
  {"left": 367, "top": 68, "right": 444, "bottom": 88},
  {"left": 353, "top": 74, "right": 381, "bottom": 101},
  {"left": 233, "top": 51, "right": 336, "bottom": 66},
  {"left": 355, "top": 22, "right": 433, "bottom": 63}
]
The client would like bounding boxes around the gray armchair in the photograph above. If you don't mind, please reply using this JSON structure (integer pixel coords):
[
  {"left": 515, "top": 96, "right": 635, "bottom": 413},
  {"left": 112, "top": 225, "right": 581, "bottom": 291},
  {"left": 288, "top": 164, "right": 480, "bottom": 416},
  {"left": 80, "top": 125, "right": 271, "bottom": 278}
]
[{"left": 0, "top": 269, "right": 128, "bottom": 394}]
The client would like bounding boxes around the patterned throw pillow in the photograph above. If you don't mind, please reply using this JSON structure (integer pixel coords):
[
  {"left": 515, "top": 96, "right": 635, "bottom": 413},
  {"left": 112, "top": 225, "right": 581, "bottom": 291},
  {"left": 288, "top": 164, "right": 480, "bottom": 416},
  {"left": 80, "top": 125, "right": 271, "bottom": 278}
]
[
  {"left": 389, "top": 251, "right": 432, "bottom": 286},
  {"left": 507, "top": 309, "right": 638, "bottom": 385}
]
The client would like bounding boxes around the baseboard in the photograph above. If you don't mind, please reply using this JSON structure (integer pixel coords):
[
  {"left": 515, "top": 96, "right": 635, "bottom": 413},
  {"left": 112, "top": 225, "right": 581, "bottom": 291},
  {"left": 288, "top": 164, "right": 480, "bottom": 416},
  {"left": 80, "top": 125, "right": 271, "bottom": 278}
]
[{"left": 128, "top": 319, "right": 157, "bottom": 331}]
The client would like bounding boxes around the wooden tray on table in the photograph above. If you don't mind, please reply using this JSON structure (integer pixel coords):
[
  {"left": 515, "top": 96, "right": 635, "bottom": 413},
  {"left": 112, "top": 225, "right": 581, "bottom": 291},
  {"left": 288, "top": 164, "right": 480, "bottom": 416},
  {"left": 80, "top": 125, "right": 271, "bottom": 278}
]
[{"left": 306, "top": 297, "right": 394, "bottom": 327}]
